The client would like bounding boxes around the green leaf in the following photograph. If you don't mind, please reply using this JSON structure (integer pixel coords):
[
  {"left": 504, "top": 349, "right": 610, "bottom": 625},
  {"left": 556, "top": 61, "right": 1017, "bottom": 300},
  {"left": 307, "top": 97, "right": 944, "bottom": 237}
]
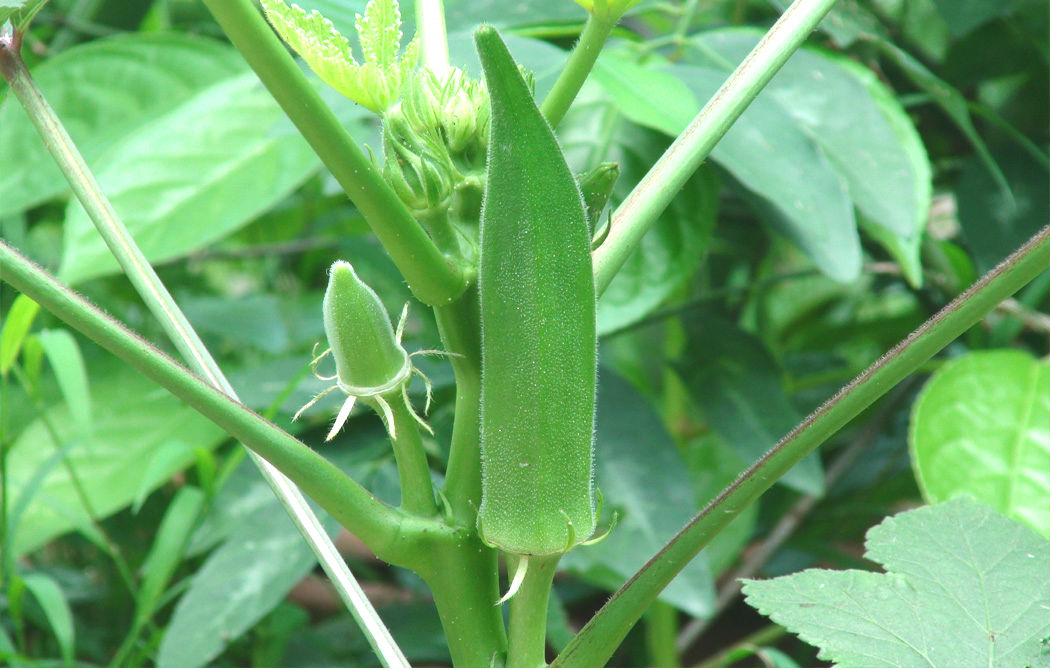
[
  {"left": 910, "top": 350, "right": 1050, "bottom": 537},
  {"left": 0, "top": 0, "right": 48, "bottom": 31},
  {"left": 686, "top": 30, "right": 931, "bottom": 266},
  {"left": 561, "top": 85, "right": 718, "bottom": 335},
  {"left": 35, "top": 329, "right": 91, "bottom": 437},
  {"left": 932, "top": 0, "right": 1033, "bottom": 36},
  {"left": 57, "top": 72, "right": 323, "bottom": 285},
  {"left": 0, "top": 294, "right": 39, "bottom": 375},
  {"left": 260, "top": 0, "right": 417, "bottom": 112},
  {"left": 562, "top": 370, "right": 715, "bottom": 617},
  {"left": 355, "top": 0, "right": 401, "bottom": 67},
  {"left": 682, "top": 433, "right": 757, "bottom": 575},
  {"left": 743, "top": 499, "right": 1050, "bottom": 667},
  {"left": 596, "top": 54, "right": 860, "bottom": 282},
  {"left": 135, "top": 486, "right": 206, "bottom": 628},
  {"left": 475, "top": 26, "right": 597, "bottom": 555},
  {"left": 158, "top": 500, "right": 339, "bottom": 668},
  {"left": 956, "top": 145, "right": 1049, "bottom": 273},
  {"left": 875, "top": 39, "right": 1008, "bottom": 198},
  {"left": 4, "top": 366, "right": 225, "bottom": 555},
  {"left": 0, "top": 34, "right": 245, "bottom": 219},
  {"left": 680, "top": 310, "right": 824, "bottom": 495},
  {"left": 21, "top": 572, "right": 75, "bottom": 664}
]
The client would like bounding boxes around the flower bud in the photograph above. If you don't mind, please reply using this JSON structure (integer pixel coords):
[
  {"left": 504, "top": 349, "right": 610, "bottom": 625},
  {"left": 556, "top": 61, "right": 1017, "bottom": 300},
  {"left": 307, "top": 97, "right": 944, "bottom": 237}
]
[
  {"left": 382, "top": 108, "right": 456, "bottom": 213},
  {"left": 323, "top": 261, "right": 409, "bottom": 390}
]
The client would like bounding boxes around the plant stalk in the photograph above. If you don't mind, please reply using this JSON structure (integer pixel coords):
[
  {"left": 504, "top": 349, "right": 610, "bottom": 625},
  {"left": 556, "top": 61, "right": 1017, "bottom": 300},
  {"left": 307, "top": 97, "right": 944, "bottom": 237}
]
[
  {"left": 417, "top": 531, "right": 508, "bottom": 666},
  {"left": 591, "top": 0, "right": 839, "bottom": 294},
  {"left": 554, "top": 226, "right": 1050, "bottom": 667},
  {"left": 0, "top": 242, "right": 452, "bottom": 569},
  {"left": 540, "top": 13, "right": 616, "bottom": 128},
  {"left": 382, "top": 393, "right": 439, "bottom": 517},
  {"left": 0, "top": 37, "right": 410, "bottom": 668},
  {"left": 434, "top": 289, "right": 484, "bottom": 524},
  {"left": 201, "top": 0, "right": 467, "bottom": 306},
  {"left": 507, "top": 555, "right": 559, "bottom": 667}
]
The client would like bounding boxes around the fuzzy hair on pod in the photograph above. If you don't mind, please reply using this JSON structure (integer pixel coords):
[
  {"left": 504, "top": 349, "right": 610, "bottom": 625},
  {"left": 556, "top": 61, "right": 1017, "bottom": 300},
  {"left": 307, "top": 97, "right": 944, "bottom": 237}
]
[{"left": 475, "top": 26, "right": 598, "bottom": 557}]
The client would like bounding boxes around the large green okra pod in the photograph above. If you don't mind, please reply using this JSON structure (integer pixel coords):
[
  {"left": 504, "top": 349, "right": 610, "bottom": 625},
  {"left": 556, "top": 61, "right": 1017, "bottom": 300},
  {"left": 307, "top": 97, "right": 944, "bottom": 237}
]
[{"left": 475, "top": 26, "right": 597, "bottom": 557}]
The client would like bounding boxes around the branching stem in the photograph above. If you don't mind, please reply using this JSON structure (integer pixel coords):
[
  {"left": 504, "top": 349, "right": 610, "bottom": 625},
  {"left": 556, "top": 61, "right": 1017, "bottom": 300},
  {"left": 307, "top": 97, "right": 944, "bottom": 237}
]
[
  {"left": 554, "top": 226, "right": 1050, "bottom": 667},
  {"left": 201, "top": 0, "right": 467, "bottom": 306},
  {"left": 507, "top": 555, "right": 559, "bottom": 667},
  {"left": 540, "top": 13, "right": 616, "bottom": 128}
]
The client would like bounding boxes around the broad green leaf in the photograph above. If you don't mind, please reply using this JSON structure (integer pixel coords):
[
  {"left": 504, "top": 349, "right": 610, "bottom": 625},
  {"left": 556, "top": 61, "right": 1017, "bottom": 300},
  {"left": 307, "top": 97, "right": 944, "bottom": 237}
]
[
  {"left": 133, "top": 440, "right": 197, "bottom": 514},
  {"left": 680, "top": 310, "right": 824, "bottom": 495},
  {"left": 561, "top": 85, "right": 717, "bottom": 335},
  {"left": 596, "top": 55, "right": 860, "bottom": 282},
  {"left": 4, "top": 366, "right": 225, "bottom": 555},
  {"left": 956, "top": 145, "right": 1049, "bottom": 273},
  {"left": 476, "top": 27, "right": 596, "bottom": 556},
  {"left": 0, "top": 294, "right": 39, "bottom": 375},
  {"left": 910, "top": 350, "right": 1050, "bottom": 537},
  {"left": 158, "top": 499, "right": 340, "bottom": 668},
  {"left": 35, "top": 329, "right": 91, "bottom": 437},
  {"left": 21, "top": 572, "right": 75, "bottom": 663},
  {"left": 932, "top": 0, "right": 1033, "bottom": 36},
  {"left": 57, "top": 73, "right": 322, "bottom": 284},
  {"left": 685, "top": 29, "right": 931, "bottom": 251},
  {"left": 562, "top": 370, "right": 715, "bottom": 617},
  {"left": 683, "top": 433, "right": 757, "bottom": 575},
  {"left": 163, "top": 436, "right": 393, "bottom": 667},
  {"left": 0, "top": 34, "right": 244, "bottom": 219},
  {"left": 875, "top": 39, "right": 1008, "bottom": 197},
  {"left": 743, "top": 499, "right": 1050, "bottom": 667},
  {"left": 135, "top": 486, "right": 206, "bottom": 628}
]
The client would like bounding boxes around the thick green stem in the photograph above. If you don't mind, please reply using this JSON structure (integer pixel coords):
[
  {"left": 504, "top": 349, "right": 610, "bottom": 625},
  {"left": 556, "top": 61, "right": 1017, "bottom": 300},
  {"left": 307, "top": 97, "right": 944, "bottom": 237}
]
[
  {"left": 591, "top": 0, "right": 839, "bottom": 294},
  {"left": 416, "top": 0, "right": 450, "bottom": 75},
  {"left": 0, "top": 38, "right": 409, "bottom": 667},
  {"left": 382, "top": 393, "right": 439, "bottom": 517},
  {"left": 200, "top": 0, "right": 466, "bottom": 306},
  {"left": 507, "top": 555, "right": 559, "bottom": 668},
  {"left": 416, "top": 531, "right": 508, "bottom": 666},
  {"left": 434, "top": 289, "right": 484, "bottom": 524},
  {"left": 554, "top": 227, "right": 1050, "bottom": 667},
  {"left": 540, "top": 14, "right": 616, "bottom": 128},
  {"left": 0, "top": 242, "right": 452, "bottom": 567}
]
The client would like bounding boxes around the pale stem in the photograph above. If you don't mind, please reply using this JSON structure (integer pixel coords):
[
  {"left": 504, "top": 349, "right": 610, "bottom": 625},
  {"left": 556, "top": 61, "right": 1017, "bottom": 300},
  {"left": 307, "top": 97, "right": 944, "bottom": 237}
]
[{"left": 416, "top": 0, "right": 450, "bottom": 75}]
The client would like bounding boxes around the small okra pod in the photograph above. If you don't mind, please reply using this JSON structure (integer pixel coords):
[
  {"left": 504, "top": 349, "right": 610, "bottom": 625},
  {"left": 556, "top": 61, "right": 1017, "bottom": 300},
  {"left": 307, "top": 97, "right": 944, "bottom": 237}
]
[
  {"left": 296, "top": 261, "right": 435, "bottom": 442},
  {"left": 475, "top": 26, "right": 598, "bottom": 558}
]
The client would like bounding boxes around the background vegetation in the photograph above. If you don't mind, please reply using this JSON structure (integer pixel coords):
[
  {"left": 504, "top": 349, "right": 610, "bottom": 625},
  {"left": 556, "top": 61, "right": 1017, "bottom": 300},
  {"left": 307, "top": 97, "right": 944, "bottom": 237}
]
[{"left": 1, "top": 0, "right": 1047, "bottom": 666}]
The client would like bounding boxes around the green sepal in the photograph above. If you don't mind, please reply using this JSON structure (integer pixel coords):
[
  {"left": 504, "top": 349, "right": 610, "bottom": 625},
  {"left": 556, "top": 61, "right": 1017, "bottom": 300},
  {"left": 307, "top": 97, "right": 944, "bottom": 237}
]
[{"left": 475, "top": 26, "right": 597, "bottom": 557}]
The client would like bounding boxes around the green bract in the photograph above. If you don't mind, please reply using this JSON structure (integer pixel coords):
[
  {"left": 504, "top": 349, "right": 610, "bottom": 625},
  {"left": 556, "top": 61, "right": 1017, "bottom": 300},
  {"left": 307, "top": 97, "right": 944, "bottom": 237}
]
[
  {"left": 475, "top": 26, "right": 598, "bottom": 557},
  {"left": 259, "top": 0, "right": 417, "bottom": 113}
]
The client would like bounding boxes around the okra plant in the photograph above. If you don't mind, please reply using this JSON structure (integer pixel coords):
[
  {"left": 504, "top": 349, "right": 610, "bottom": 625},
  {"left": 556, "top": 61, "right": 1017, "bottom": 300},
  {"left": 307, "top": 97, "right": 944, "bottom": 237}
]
[{"left": 0, "top": 0, "right": 1047, "bottom": 667}]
